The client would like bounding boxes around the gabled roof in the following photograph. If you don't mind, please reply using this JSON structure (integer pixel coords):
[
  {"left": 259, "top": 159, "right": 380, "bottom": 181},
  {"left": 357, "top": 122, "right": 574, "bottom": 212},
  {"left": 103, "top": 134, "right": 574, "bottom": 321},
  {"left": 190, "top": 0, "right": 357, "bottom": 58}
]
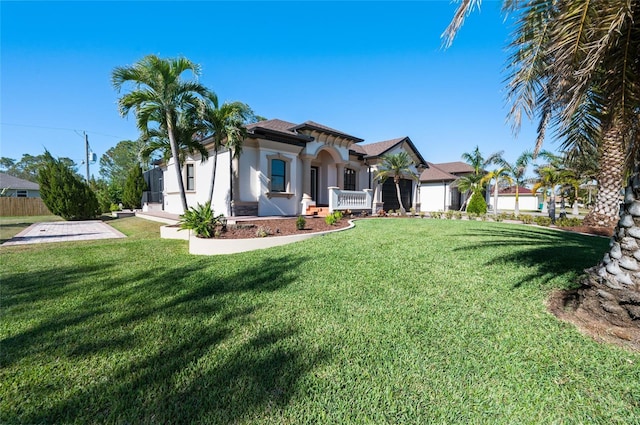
[
  {"left": 431, "top": 161, "right": 475, "bottom": 175},
  {"left": 355, "top": 137, "right": 428, "bottom": 167},
  {"left": 245, "top": 118, "right": 364, "bottom": 145},
  {"left": 246, "top": 118, "right": 299, "bottom": 135},
  {"left": 360, "top": 137, "right": 406, "bottom": 157},
  {"left": 245, "top": 119, "right": 313, "bottom": 145},
  {"left": 420, "top": 163, "right": 458, "bottom": 182},
  {"left": 420, "top": 161, "right": 474, "bottom": 182},
  {"left": 0, "top": 172, "right": 39, "bottom": 190},
  {"left": 293, "top": 120, "right": 364, "bottom": 143}
]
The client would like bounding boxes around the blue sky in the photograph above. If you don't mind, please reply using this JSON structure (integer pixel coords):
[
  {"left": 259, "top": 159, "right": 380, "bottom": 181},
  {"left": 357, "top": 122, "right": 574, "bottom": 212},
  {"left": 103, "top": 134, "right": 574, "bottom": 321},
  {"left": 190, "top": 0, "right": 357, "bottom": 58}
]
[{"left": 1, "top": 1, "right": 550, "bottom": 176}]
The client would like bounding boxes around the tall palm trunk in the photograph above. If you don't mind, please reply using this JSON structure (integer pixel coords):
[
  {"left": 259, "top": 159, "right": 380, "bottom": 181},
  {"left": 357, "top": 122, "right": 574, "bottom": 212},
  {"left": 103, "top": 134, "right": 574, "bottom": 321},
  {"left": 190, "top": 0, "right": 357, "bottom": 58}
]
[
  {"left": 207, "top": 148, "right": 218, "bottom": 205},
  {"left": 394, "top": 176, "right": 405, "bottom": 213},
  {"left": 228, "top": 149, "right": 234, "bottom": 217},
  {"left": 515, "top": 186, "right": 520, "bottom": 217},
  {"left": 493, "top": 181, "right": 499, "bottom": 215},
  {"left": 548, "top": 191, "right": 556, "bottom": 223},
  {"left": 167, "top": 117, "right": 188, "bottom": 212},
  {"left": 582, "top": 124, "right": 625, "bottom": 228},
  {"left": 579, "top": 168, "right": 640, "bottom": 327}
]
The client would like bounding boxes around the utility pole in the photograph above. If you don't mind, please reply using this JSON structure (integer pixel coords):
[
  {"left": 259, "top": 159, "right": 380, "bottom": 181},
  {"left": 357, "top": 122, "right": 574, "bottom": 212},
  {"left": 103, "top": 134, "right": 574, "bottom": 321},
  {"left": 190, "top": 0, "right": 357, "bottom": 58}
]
[{"left": 85, "top": 132, "right": 90, "bottom": 182}]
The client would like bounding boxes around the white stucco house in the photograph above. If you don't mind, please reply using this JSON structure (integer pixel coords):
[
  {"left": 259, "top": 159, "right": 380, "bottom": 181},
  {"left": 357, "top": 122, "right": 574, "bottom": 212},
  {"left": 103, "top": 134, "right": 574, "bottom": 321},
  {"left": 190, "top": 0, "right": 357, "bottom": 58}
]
[
  {"left": 153, "top": 119, "right": 429, "bottom": 217},
  {"left": 0, "top": 173, "right": 40, "bottom": 198}
]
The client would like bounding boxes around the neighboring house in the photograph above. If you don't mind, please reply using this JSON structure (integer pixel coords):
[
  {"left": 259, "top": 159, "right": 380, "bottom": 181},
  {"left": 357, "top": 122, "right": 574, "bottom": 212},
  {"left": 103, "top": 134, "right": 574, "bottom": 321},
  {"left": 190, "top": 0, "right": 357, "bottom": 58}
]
[
  {"left": 419, "top": 162, "right": 475, "bottom": 211},
  {"left": 157, "top": 118, "right": 428, "bottom": 216},
  {"left": 0, "top": 172, "right": 40, "bottom": 198},
  {"left": 493, "top": 186, "right": 542, "bottom": 212}
]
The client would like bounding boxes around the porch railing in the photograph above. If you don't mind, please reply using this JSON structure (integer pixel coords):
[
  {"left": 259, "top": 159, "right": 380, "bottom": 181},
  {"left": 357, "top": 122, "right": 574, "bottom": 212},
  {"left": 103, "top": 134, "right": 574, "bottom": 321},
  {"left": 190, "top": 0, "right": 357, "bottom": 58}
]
[{"left": 328, "top": 187, "right": 373, "bottom": 213}]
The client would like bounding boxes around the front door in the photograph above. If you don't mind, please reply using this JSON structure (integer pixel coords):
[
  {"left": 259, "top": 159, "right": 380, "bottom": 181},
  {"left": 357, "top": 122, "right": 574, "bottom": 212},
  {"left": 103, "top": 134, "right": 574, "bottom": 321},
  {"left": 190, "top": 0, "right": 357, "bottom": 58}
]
[{"left": 311, "top": 167, "right": 318, "bottom": 202}]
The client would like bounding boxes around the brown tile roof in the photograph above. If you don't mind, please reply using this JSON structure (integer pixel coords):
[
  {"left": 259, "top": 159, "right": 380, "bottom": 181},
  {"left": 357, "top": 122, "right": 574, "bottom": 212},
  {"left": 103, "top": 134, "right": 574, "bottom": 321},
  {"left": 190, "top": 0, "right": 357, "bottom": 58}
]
[
  {"left": 246, "top": 119, "right": 298, "bottom": 135},
  {"left": 359, "top": 137, "right": 406, "bottom": 157},
  {"left": 432, "top": 161, "right": 475, "bottom": 174},
  {"left": 420, "top": 162, "right": 459, "bottom": 182},
  {"left": 293, "top": 121, "right": 364, "bottom": 142},
  {"left": 349, "top": 143, "right": 367, "bottom": 155}
]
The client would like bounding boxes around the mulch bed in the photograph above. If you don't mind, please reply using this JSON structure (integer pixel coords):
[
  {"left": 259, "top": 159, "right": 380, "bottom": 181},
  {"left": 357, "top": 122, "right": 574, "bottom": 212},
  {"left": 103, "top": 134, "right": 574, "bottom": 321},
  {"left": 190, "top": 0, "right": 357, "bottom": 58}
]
[{"left": 218, "top": 217, "right": 351, "bottom": 239}]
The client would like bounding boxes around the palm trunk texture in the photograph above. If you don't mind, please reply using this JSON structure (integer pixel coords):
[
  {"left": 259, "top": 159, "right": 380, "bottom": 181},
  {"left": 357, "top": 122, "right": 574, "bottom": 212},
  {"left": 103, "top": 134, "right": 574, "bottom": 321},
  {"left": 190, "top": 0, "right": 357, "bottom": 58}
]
[
  {"left": 580, "top": 170, "right": 640, "bottom": 327},
  {"left": 166, "top": 120, "right": 189, "bottom": 213},
  {"left": 582, "top": 125, "right": 625, "bottom": 228}
]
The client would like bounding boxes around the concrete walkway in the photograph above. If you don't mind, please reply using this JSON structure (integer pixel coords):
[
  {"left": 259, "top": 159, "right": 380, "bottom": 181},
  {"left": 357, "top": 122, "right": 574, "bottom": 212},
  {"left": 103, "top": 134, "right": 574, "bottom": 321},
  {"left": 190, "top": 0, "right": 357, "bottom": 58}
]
[{"left": 2, "top": 220, "right": 126, "bottom": 246}]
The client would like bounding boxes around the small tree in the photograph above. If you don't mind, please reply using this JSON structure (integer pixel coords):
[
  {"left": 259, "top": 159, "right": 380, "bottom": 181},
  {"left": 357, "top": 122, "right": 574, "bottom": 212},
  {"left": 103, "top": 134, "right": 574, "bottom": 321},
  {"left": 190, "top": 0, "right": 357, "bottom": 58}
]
[
  {"left": 466, "top": 190, "right": 488, "bottom": 215},
  {"left": 38, "top": 151, "right": 99, "bottom": 220},
  {"left": 122, "top": 166, "right": 147, "bottom": 210}
]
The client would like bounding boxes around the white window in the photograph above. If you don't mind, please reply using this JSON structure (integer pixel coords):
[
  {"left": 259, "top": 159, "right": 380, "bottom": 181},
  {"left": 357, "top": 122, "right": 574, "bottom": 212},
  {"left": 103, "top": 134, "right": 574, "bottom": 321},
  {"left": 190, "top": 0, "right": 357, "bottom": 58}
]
[
  {"left": 266, "top": 154, "right": 293, "bottom": 197},
  {"left": 185, "top": 164, "right": 195, "bottom": 191},
  {"left": 271, "top": 159, "right": 286, "bottom": 192}
]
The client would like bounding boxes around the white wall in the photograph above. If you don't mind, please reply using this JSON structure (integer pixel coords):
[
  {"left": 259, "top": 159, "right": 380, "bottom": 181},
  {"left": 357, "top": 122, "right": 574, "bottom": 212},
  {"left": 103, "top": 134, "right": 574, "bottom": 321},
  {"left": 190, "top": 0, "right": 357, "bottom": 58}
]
[
  {"left": 496, "top": 194, "right": 540, "bottom": 211},
  {"left": 256, "top": 149, "right": 300, "bottom": 216},
  {"left": 420, "top": 182, "right": 450, "bottom": 212},
  {"left": 162, "top": 150, "right": 231, "bottom": 215}
]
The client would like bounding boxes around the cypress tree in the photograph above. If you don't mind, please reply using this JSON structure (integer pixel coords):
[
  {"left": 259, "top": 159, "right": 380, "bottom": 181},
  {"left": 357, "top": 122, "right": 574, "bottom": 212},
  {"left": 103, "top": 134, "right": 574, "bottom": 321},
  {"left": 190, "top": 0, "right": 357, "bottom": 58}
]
[
  {"left": 38, "top": 150, "right": 99, "bottom": 220},
  {"left": 122, "top": 165, "right": 146, "bottom": 210}
]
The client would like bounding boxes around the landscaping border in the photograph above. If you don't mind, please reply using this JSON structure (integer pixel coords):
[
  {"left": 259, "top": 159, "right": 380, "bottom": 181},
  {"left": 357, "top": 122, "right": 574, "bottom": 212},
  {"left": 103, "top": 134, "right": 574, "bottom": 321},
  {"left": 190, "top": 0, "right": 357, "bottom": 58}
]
[{"left": 161, "top": 219, "right": 356, "bottom": 255}]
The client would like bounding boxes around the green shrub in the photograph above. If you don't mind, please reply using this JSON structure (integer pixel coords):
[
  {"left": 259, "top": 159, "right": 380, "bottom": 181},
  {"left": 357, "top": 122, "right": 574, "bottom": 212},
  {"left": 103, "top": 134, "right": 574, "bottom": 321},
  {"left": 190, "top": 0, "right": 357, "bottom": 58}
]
[
  {"left": 534, "top": 216, "right": 552, "bottom": 226},
  {"left": 178, "top": 201, "right": 225, "bottom": 238},
  {"left": 431, "top": 211, "right": 442, "bottom": 219},
  {"left": 122, "top": 165, "right": 147, "bottom": 210},
  {"left": 296, "top": 215, "right": 306, "bottom": 230},
  {"left": 38, "top": 150, "right": 100, "bottom": 220},
  {"left": 444, "top": 210, "right": 454, "bottom": 219},
  {"left": 325, "top": 213, "right": 338, "bottom": 225},
  {"left": 419, "top": 211, "right": 425, "bottom": 218},
  {"left": 466, "top": 190, "right": 488, "bottom": 215},
  {"left": 520, "top": 214, "right": 535, "bottom": 224},
  {"left": 557, "top": 217, "right": 583, "bottom": 227},
  {"left": 110, "top": 203, "right": 120, "bottom": 212}
]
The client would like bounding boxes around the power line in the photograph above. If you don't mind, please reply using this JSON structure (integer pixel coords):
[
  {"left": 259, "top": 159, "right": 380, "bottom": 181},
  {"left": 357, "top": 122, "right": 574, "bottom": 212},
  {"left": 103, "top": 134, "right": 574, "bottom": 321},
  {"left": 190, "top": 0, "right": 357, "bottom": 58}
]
[{"left": 1, "top": 122, "right": 127, "bottom": 140}]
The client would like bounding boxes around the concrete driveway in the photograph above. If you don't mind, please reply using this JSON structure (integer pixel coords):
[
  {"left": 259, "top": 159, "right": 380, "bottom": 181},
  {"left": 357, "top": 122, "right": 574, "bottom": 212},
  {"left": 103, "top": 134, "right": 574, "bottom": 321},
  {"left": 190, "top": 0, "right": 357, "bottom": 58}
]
[{"left": 2, "top": 220, "right": 126, "bottom": 246}]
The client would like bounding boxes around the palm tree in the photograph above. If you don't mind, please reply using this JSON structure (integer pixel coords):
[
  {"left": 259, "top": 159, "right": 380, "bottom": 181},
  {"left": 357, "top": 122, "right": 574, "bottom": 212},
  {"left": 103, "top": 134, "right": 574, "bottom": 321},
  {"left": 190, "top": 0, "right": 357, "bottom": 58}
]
[
  {"left": 481, "top": 167, "right": 513, "bottom": 215},
  {"left": 112, "top": 55, "right": 211, "bottom": 212},
  {"left": 140, "top": 106, "right": 209, "bottom": 165},
  {"left": 445, "top": 1, "right": 640, "bottom": 327},
  {"left": 197, "top": 93, "right": 254, "bottom": 209},
  {"left": 374, "top": 152, "right": 418, "bottom": 214},
  {"left": 456, "top": 146, "right": 503, "bottom": 210},
  {"left": 497, "top": 151, "right": 533, "bottom": 216}
]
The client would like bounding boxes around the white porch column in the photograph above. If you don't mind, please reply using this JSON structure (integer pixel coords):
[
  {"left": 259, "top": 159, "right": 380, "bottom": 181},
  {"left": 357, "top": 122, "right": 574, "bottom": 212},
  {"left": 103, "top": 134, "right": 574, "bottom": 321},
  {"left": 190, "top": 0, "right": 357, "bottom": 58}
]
[
  {"left": 301, "top": 155, "right": 312, "bottom": 196},
  {"left": 373, "top": 180, "right": 383, "bottom": 214},
  {"left": 336, "top": 163, "right": 345, "bottom": 189}
]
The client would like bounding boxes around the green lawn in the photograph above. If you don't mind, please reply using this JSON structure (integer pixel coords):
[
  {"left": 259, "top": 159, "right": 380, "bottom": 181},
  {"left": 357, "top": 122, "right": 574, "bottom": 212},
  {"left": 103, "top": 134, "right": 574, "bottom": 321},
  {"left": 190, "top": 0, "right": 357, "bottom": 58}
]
[{"left": 1, "top": 217, "right": 638, "bottom": 424}]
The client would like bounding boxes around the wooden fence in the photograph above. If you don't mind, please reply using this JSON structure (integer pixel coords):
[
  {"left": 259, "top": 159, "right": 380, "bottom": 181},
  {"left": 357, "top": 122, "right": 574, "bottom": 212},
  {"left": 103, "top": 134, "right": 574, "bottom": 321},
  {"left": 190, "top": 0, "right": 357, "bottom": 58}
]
[{"left": 0, "top": 197, "right": 52, "bottom": 217}]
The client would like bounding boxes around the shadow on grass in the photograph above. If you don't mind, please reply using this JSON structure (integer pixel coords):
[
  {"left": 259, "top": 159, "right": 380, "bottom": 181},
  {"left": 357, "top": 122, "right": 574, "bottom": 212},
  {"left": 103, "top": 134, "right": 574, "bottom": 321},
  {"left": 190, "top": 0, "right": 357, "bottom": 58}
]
[
  {"left": 455, "top": 226, "right": 610, "bottom": 289},
  {"left": 2, "top": 253, "right": 328, "bottom": 423}
]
